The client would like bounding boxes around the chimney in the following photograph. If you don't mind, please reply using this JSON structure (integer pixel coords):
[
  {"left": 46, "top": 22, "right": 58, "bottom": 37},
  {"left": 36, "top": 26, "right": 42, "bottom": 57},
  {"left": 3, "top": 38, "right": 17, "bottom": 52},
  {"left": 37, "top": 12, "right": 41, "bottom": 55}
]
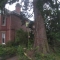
[{"left": 15, "top": 3, "right": 21, "bottom": 14}]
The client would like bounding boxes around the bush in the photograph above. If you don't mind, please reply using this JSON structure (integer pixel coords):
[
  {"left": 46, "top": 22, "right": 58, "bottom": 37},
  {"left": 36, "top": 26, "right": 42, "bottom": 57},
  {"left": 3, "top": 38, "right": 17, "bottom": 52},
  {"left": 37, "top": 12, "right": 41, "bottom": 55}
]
[
  {"left": 5, "top": 47, "right": 17, "bottom": 57},
  {"left": 0, "top": 46, "right": 17, "bottom": 58},
  {"left": 17, "top": 45, "right": 30, "bottom": 60},
  {"left": 6, "top": 29, "right": 34, "bottom": 49},
  {"left": 6, "top": 40, "right": 16, "bottom": 47},
  {"left": 17, "top": 45, "right": 24, "bottom": 56},
  {"left": 34, "top": 52, "right": 56, "bottom": 60},
  {"left": 0, "top": 47, "right": 6, "bottom": 57},
  {"left": 15, "top": 29, "right": 28, "bottom": 46}
]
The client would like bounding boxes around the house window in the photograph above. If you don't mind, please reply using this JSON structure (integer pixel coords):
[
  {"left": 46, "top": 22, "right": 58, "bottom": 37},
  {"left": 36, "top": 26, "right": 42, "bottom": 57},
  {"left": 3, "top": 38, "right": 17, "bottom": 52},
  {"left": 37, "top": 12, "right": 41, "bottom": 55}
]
[
  {"left": 2, "top": 32, "right": 5, "bottom": 44},
  {"left": 2, "top": 17, "right": 6, "bottom": 26},
  {"left": 0, "top": 10, "right": 1, "bottom": 14}
]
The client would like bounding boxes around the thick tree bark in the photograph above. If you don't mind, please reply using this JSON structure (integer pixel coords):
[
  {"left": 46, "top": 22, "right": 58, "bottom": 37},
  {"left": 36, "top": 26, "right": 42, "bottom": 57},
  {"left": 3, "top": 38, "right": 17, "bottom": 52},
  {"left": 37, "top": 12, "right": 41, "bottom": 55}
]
[{"left": 33, "top": 0, "right": 49, "bottom": 54}]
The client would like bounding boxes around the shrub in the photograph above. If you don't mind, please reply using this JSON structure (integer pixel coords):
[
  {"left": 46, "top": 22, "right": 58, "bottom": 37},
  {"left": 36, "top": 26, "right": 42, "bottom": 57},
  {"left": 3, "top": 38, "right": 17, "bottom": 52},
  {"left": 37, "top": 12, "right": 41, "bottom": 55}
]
[
  {"left": 0, "top": 46, "right": 17, "bottom": 58},
  {"left": 17, "top": 45, "right": 24, "bottom": 56},
  {"left": 6, "top": 40, "right": 16, "bottom": 47},
  {"left": 15, "top": 29, "right": 28, "bottom": 46},
  {"left": 0, "top": 47, "right": 6, "bottom": 57},
  {"left": 34, "top": 52, "right": 56, "bottom": 60},
  {"left": 17, "top": 45, "right": 30, "bottom": 60},
  {"left": 5, "top": 46, "right": 17, "bottom": 57}
]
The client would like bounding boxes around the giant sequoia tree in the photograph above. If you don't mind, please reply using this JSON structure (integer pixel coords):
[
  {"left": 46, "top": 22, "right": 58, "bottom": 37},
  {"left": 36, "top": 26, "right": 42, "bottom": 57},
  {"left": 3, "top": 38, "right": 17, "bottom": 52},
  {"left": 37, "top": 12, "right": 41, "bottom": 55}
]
[{"left": 33, "top": 0, "right": 49, "bottom": 54}]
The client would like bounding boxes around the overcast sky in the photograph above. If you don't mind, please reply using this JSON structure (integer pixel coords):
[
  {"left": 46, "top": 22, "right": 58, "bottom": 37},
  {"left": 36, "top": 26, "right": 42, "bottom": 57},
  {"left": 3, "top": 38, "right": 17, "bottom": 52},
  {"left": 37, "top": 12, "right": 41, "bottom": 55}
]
[
  {"left": 5, "top": 2, "right": 18, "bottom": 11},
  {"left": 5, "top": 0, "right": 60, "bottom": 11},
  {"left": 5, "top": 0, "right": 60, "bottom": 21},
  {"left": 5, "top": 0, "right": 33, "bottom": 11},
  {"left": 5, "top": 0, "right": 34, "bottom": 21}
]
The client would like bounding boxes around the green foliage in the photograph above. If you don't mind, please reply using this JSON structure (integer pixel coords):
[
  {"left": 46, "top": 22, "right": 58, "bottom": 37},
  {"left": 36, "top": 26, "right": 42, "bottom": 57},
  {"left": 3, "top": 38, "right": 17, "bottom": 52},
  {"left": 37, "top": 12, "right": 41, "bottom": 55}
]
[
  {"left": 15, "top": 29, "right": 28, "bottom": 46},
  {"left": 5, "top": 47, "right": 17, "bottom": 57},
  {"left": 34, "top": 52, "right": 56, "bottom": 60},
  {"left": 6, "top": 29, "right": 34, "bottom": 48},
  {"left": 17, "top": 45, "right": 24, "bottom": 56},
  {"left": 0, "top": 46, "right": 17, "bottom": 58},
  {"left": 0, "top": 47, "right": 6, "bottom": 57},
  {"left": 6, "top": 40, "right": 16, "bottom": 47},
  {"left": 0, "top": 0, "right": 7, "bottom": 9},
  {"left": 47, "top": 31, "right": 60, "bottom": 48},
  {"left": 27, "top": 39, "right": 33, "bottom": 49},
  {"left": 17, "top": 45, "right": 30, "bottom": 60},
  {"left": 54, "top": 32, "right": 60, "bottom": 42}
]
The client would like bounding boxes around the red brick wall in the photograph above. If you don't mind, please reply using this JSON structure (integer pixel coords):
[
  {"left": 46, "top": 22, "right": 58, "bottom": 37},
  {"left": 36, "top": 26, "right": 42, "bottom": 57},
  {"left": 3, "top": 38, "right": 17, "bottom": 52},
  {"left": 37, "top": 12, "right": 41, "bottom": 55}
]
[
  {"left": 0, "top": 14, "right": 30, "bottom": 44},
  {"left": 11, "top": 15, "right": 22, "bottom": 30},
  {"left": 0, "top": 15, "right": 7, "bottom": 31},
  {"left": 0, "top": 15, "right": 2, "bottom": 44},
  {"left": 0, "top": 14, "right": 1, "bottom": 30},
  {"left": 0, "top": 14, "right": 11, "bottom": 44},
  {"left": 0, "top": 32, "right": 2, "bottom": 44},
  {"left": 7, "top": 15, "right": 11, "bottom": 30},
  {"left": 11, "top": 30, "right": 15, "bottom": 41},
  {"left": 10, "top": 15, "right": 22, "bottom": 41}
]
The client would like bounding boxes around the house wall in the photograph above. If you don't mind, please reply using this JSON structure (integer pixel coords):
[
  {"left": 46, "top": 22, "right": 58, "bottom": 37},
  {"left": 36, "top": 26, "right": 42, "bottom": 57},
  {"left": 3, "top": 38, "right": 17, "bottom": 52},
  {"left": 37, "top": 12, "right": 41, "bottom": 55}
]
[
  {"left": 10, "top": 14, "right": 30, "bottom": 41},
  {"left": 0, "top": 14, "right": 12, "bottom": 44},
  {"left": 0, "top": 15, "right": 6, "bottom": 44},
  {"left": 0, "top": 22, "right": 1, "bottom": 44},
  {"left": 0, "top": 15, "right": 2, "bottom": 44},
  {"left": 0, "top": 14, "right": 1, "bottom": 30},
  {"left": 6, "top": 15, "right": 11, "bottom": 43},
  {"left": 0, "top": 14, "right": 30, "bottom": 44},
  {"left": 11, "top": 14, "right": 22, "bottom": 30},
  {"left": 10, "top": 15, "right": 21, "bottom": 41}
]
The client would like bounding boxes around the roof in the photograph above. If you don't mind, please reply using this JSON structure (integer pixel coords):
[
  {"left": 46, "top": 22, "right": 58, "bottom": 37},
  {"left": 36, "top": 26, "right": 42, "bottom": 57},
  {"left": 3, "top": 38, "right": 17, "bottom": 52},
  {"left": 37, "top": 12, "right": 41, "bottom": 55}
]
[{"left": 5, "top": 8, "right": 20, "bottom": 16}]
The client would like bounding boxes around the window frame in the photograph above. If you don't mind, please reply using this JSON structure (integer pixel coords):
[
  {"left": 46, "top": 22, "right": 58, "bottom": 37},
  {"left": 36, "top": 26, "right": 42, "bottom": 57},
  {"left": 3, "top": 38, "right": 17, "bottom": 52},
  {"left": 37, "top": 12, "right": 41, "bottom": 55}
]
[
  {"left": 2, "top": 32, "right": 6, "bottom": 44},
  {"left": 2, "top": 16, "right": 6, "bottom": 26}
]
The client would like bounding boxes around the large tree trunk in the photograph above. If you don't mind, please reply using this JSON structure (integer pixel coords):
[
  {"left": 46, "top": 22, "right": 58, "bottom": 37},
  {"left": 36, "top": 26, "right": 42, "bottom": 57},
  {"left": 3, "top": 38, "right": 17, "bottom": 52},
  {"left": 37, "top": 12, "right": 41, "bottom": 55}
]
[{"left": 33, "top": 0, "right": 49, "bottom": 54}]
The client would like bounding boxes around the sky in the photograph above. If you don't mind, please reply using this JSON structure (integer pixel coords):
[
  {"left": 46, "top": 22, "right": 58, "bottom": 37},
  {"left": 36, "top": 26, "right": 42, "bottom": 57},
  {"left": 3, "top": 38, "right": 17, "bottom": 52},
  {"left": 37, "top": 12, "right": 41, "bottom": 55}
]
[
  {"left": 5, "top": 0, "right": 60, "bottom": 21},
  {"left": 5, "top": 0, "right": 60, "bottom": 11},
  {"left": 5, "top": 0, "right": 34, "bottom": 21},
  {"left": 5, "top": 2, "right": 18, "bottom": 11},
  {"left": 5, "top": 0, "right": 33, "bottom": 11}
]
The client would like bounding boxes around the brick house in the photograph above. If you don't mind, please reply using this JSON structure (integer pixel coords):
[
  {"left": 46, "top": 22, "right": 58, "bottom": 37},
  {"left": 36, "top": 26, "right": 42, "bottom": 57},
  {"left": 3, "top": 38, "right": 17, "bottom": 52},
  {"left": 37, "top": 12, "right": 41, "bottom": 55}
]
[{"left": 0, "top": 3, "right": 30, "bottom": 44}]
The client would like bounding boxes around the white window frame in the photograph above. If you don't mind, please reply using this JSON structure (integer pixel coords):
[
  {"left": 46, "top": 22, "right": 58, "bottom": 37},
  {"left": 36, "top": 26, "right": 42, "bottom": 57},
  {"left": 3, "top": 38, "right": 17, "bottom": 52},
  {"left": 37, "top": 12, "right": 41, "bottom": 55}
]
[
  {"left": 0, "top": 10, "right": 1, "bottom": 14},
  {"left": 2, "top": 32, "right": 5, "bottom": 44},
  {"left": 2, "top": 17, "right": 6, "bottom": 26}
]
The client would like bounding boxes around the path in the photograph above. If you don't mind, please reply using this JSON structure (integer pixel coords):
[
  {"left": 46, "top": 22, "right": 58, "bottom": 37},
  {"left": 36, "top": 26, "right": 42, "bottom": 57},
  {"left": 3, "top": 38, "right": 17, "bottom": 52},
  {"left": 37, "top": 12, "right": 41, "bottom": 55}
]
[{"left": 7, "top": 56, "right": 18, "bottom": 60}]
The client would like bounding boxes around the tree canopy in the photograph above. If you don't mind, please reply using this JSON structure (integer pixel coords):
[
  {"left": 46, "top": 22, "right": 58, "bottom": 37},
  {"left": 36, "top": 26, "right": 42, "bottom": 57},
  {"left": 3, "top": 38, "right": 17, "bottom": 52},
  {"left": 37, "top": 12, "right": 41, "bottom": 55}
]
[{"left": 0, "top": 0, "right": 19, "bottom": 9}]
